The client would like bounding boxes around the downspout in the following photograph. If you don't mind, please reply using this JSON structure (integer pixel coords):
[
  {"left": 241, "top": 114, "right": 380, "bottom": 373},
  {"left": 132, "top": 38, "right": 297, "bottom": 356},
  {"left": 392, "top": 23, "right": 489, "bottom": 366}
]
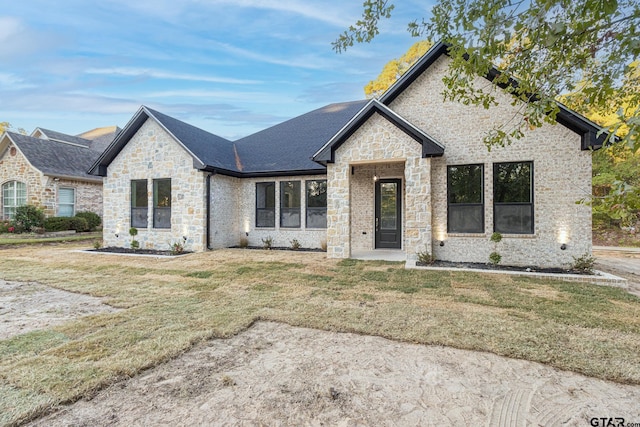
[{"left": 206, "top": 172, "right": 214, "bottom": 250}]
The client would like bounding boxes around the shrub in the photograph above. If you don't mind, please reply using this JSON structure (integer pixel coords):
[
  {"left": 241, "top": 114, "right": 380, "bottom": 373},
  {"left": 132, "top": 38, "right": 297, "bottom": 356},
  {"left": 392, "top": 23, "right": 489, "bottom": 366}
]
[
  {"left": 129, "top": 227, "right": 139, "bottom": 250},
  {"left": 416, "top": 246, "right": 436, "bottom": 265},
  {"left": 14, "top": 205, "right": 45, "bottom": 232},
  {"left": 239, "top": 237, "right": 249, "bottom": 248},
  {"left": 290, "top": 238, "right": 301, "bottom": 250},
  {"left": 262, "top": 236, "right": 273, "bottom": 250},
  {"left": 572, "top": 252, "right": 596, "bottom": 274},
  {"left": 489, "top": 251, "right": 502, "bottom": 265},
  {"left": 44, "top": 216, "right": 89, "bottom": 232},
  {"left": 75, "top": 211, "right": 101, "bottom": 231},
  {"left": 0, "top": 220, "right": 11, "bottom": 233},
  {"left": 169, "top": 240, "right": 185, "bottom": 255},
  {"left": 93, "top": 240, "right": 103, "bottom": 249},
  {"left": 320, "top": 240, "right": 327, "bottom": 252}
]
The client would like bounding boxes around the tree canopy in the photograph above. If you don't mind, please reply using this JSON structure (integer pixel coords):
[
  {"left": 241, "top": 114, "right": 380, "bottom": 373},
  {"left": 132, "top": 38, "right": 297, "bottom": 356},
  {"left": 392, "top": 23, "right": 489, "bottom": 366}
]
[
  {"left": 334, "top": 0, "right": 640, "bottom": 152},
  {"left": 0, "top": 122, "right": 9, "bottom": 133}
]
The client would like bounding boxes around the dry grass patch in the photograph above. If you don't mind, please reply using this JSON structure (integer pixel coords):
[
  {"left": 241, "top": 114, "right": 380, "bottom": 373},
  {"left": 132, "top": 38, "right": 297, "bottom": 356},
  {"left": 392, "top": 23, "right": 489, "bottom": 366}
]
[{"left": 0, "top": 243, "right": 639, "bottom": 425}]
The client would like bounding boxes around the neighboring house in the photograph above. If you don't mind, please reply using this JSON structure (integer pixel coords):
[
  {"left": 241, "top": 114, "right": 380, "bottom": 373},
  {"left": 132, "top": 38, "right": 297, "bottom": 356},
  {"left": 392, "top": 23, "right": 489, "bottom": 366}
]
[
  {"left": 90, "top": 42, "right": 604, "bottom": 268},
  {"left": 0, "top": 127, "right": 118, "bottom": 219}
]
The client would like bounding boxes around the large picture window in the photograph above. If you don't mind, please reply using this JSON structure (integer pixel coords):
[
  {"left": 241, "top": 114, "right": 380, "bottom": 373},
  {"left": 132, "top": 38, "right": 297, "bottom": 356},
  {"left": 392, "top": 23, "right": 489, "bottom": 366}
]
[
  {"left": 58, "top": 188, "right": 75, "bottom": 217},
  {"left": 131, "top": 180, "right": 148, "bottom": 228},
  {"left": 2, "top": 181, "right": 27, "bottom": 219},
  {"left": 153, "top": 179, "right": 171, "bottom": 229},
  {"left": 447, "top": 164, "right": 484, "bottom": 233},
  {"left": 280, "top": 181, "right": 301, "bottom": 228},
  {"left": 306, "top": 180, "right": 327, "bottom": 228},
  {"left": 493, "top": 162, "right": 533, "bottom": 234},
  {"left": 256, "top": 182, "right": 275, "bottom": 227}
]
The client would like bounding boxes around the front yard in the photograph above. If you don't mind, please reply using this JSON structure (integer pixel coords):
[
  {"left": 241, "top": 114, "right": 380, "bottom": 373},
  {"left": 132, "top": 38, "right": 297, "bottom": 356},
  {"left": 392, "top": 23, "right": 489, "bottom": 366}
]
[{"left": 0, "top": 242, "right": 639, "bottom": 425}]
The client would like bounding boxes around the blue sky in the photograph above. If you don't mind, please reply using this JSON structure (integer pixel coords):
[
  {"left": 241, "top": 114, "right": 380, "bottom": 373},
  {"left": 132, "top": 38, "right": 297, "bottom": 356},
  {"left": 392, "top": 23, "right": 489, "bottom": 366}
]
[{"left": 1, "top": 1, "right": 433, "bottom": 140}]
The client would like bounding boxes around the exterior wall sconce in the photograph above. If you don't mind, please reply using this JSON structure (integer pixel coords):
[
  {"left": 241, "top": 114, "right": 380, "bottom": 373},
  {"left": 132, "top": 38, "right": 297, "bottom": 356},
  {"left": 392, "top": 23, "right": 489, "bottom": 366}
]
[
  {"left": 183, "top": 236, "right": 188, "bottom": 242},
  {"left": 245, "top": 232, "right": 249, "bottom": 236},
  {"left": 439, "top": 241, "right": 445, "bottom": 247},
  {"left": 373, "top": 174, "right": 379, "bottom": 181},
  {"left": 115, "top": 233, "right": 119, "bottom": 238},
  {"left": 560, "top": 244, "right": 567, "bottom": 250}
]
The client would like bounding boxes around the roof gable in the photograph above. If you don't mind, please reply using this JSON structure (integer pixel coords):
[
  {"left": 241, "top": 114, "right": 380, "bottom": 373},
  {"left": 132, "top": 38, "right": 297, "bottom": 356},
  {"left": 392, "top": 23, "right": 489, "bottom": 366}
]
[
  {"left": 32, "top": 128, "right": 93, "bottom": 147},
  {"left": 89, "top": 106, "right": 236, "bottom": 176},
  {"left": 313, "top": 99, "right": 444, "bottom": 164},
  {"left": 379, "top": 41, "right": 606, "bottom": 150}
]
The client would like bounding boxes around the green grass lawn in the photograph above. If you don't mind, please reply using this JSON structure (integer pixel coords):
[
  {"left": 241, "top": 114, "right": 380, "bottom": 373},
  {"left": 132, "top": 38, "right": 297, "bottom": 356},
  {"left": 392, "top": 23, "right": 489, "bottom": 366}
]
[
  {"left": 0, "top": 242, "right": 638, "bottom": 426},
  {"left": 0, "top": 232, "right": 101, "bottom": 246}
]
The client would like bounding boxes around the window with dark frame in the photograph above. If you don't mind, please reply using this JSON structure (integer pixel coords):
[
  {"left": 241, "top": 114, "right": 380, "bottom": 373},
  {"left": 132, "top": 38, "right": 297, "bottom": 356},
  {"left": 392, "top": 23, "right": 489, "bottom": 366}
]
[
  {"left": 447, "top": 164, "right": 484, "bottom": 233},
  {"left": 256, "top": 182, "right": 275, "bottom": 227},
  {"left": 130, "top": 180, "right": 148, "bottom": 228},
  {"left": 306, "top": 180, "right": 327, "bottom": 228},
  {"left": 153, "top": 179, "right": 171, "bottom": 229},
  {"left": 493, "top": 162, "right": 534, "bottom": 234},
  {"left": 280, "top": 181, "right": 301, "bottom": 228}
]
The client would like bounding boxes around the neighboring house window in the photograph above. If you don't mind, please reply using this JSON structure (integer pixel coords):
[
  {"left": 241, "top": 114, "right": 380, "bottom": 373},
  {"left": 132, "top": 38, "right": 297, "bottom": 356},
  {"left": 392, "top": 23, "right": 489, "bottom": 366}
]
[
  {"left": 153, "top": 179, "right": 171, "bottom": 229},
  {"left": 306, "top": 180, "right": 327, "bottom": 228},
  {"left": 256, "top": 182, "right": 275, "bottom": 227},
  {"left": 280, "top": 181, "right": 301, "bottom": 228},
  {"left": 58, "top": 188, "right": 75, "bottom": 217},
  {"left": 131, "top": 180, "right": 148, "bottom": 228},
  {"left": 2, "top": 181, "right": 27, "bottom": 219},
  {"left": 493, "top": 162, "right": 534, "bottom": 234},
  {"left": 447, "top": 164, "right": 484, "bottom": 233}
]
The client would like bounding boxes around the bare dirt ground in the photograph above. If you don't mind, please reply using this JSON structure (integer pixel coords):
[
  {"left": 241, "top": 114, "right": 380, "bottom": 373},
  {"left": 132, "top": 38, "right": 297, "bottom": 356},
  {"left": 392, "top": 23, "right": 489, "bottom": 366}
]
[
  {"left": 594, "top": 248, "right": 640, "bottom": 296},
  {"left": 0, "top": 280, "right": 118, "bottom": 340},
  {"left": 29, "top": 321, "right": 640, "bottom": 426},
  {"left": 1, "top": 250, "right": 638, "bottom": 426}
]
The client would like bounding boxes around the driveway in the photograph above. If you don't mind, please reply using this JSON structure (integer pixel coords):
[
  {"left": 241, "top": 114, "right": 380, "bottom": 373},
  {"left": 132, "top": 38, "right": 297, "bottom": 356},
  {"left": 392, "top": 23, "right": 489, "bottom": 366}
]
[{"left": 593, "top": 246, "right": 640, "bottom": 296}]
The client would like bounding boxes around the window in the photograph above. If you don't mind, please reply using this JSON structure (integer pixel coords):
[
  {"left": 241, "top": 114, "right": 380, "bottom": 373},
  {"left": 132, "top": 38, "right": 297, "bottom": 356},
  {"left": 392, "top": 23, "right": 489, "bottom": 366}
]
[
  {"left": 493, "top": 162, "right": 533, "bottom": 234},
  {"left": 306, "top": 180, "right": 327, "bottom": 228},
  {"left": 2, "top": 181, "right": 26, "bottom": 219},
  {"left": 256, "top": 182, "right": 275, "bottom": 227},
  {"left": 153, "top": 179, "right": 171, "bottom": 229},
  {"left": 280, "top": 181, "right": 301, "bottom": 228},
  {"left": 58, "top": 188, "right": 75, "bottom": 217},
  {"left": 131, "top": 180, "right": 148, "bottom": 228},
  {"left": 447, "top": 164, "right": 484, "bottom": 233}
]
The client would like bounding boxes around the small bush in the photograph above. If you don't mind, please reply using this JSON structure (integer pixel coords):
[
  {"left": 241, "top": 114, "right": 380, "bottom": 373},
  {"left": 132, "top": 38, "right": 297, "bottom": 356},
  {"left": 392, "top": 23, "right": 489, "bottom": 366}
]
[
  {"left": 93, "top": 240, "right": 103, "bottom": 249},
  {"left": 490, "top": 232, "right": 503, "bottom": 243},
  {"left": 75, "top": 211, "right": 101, "bottom": 231},
  {"left": 262, "top": 236, "right": 273, "bottom": 250},
  {"left": 169, "top": 240, "right": 185, "bottom": 255},
  {"left": 0, "top": 220, "right": 11, "bottom": 233},
  {"left": 290, "top": 238, "right": 301, "bottom": 250},
  {"left": 416, "top": 247, "right": 436, "bottom": 265},
  {"left": 131, "top": 240, "right": 140, "bottom": 250},
  {"left": 320, "top": 240, "right": 327, "bottom": 252},
  {"left": 489, "top": 251, "right": 502, "bottom": 265},
  {"left": 129, "top": 227, "right": 138, "bottom": 237},
  {"left": 14, "top": 205, "right": 45, "bottom": 232},
  {"left": 572, "top": 252, "right": 596, "bottom": 274},
  {"left": 44, "top": 216, "right": 89, "bottom": 232},
  {"left": 239, "top": 237, "right": 249, "bottom": 248}
]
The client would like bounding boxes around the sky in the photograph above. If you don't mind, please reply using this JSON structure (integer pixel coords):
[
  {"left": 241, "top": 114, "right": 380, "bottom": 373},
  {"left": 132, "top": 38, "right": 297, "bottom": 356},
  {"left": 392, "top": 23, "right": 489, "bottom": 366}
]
[{"left": 1, "top": 1, "right": 434, "bottom": 140}]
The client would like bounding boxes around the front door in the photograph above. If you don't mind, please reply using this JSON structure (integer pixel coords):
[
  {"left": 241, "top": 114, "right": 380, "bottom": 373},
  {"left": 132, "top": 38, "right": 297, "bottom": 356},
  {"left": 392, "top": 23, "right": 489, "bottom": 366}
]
[{"left": 375, "top": 179, "right": 402, "bottom": 249}]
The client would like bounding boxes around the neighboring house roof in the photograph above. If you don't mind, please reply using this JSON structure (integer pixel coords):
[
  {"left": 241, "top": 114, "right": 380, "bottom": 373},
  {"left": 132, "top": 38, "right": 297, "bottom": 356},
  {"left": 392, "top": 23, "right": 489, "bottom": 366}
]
[
  {"left": 313, "top": 99, "right": 444, "bottom": 165},
  {"left": 233, "top": 100, "right": 368, "bottom": 175},
  {"left": 379, "top": 41, "right": 607, "bottom": 150},
  {"left": 1, "top": 131, "right": 102, "bottom": 182},
  {"left": 78, "top": 126, "right": 122, "bottom": 154},
  {"left": 32, "top": 128, "right": 92, "bottom": 147}
]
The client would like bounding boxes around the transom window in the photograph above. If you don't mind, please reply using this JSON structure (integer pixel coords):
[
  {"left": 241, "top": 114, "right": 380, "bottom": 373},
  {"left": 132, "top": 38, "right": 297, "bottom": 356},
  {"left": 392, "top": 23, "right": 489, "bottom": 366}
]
[
  {"left": 493, "top": 162, "right": 534, "bottom": 234},
  {"left": 131, "top": 180, "right": 148, "bottom": 228},
  {"left": 306, "top": 180, "right": 327, "bottom": 228},
  {"left": 153, "top": 179, "right": 171, "bottom": 229},
  {"left": 256, "top": 182, "right": 275, "bottom": 228},
  {"left": 280, "top": 181, "right": 301, "bottom": 228},
  {"left": 58, "top": 187, "right": 75, "bottom": 217},
  {"left": 447, "top": 164, "right": 484, "bottom": 233},
  {"left": 2, "top": 181, "right": 27, "bottom": 220}
]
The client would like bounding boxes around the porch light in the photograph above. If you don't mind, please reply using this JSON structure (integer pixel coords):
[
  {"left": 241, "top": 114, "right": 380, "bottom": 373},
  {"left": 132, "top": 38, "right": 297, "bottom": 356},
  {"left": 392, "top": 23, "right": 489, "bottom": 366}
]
[
  {"left": 439, "top": 240, "right": 445, "bottom": 247},
  {"left": 560, "top": 244, "right": 567, "bottom": 250},
  {"left": 183, "top": 236, "right": 188, "bottom": 242},
  {"left": 373, "top": 174, "right": 379, "bottom": 181}
]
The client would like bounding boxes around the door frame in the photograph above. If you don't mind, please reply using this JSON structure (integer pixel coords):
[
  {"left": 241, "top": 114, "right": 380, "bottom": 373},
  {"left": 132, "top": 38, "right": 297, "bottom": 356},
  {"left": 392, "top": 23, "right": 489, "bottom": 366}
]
[{"left": 374, "top": 178, "right": 402, "bottom": 249}]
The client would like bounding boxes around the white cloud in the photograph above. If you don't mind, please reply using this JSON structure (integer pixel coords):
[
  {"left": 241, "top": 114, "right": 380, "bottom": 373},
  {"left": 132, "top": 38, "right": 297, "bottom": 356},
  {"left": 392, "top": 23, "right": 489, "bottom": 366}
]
[
  {"left": 0, "top": 73, "right": 35, "bottom": 90},
  {"left": 84, "top": 67, "right": 262, "bottom": 85}
]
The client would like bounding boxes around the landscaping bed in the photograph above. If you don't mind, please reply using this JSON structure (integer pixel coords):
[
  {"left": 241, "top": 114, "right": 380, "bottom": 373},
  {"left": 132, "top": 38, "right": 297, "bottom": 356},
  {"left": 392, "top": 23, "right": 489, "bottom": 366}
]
[{"left": 417, "top": 260, "right": 593, "bottom": 275}]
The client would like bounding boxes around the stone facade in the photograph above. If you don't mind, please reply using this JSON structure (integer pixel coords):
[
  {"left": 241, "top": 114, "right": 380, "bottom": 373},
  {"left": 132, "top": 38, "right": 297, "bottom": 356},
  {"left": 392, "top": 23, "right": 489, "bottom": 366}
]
[
  {"left": 391, "top": 55, "right": 591, "bottom": 267},
  {"left": 0, "top": 141, "right": 102, "bottom": 219},
  {"left": 327, "top": 113, "right": 432, "bottom": 259},
  {"left": 102, "top": 119, "right": 208, "bottom": 252}
]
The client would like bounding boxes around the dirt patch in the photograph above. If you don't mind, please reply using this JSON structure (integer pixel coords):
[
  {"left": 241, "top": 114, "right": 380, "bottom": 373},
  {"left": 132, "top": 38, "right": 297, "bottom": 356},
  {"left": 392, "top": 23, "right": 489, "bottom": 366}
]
[
  {"left": 0, "top": 280, "right": 118, "bottom": 340},
  {"left": 29, "top": 322, "right": 640, "bottom": 426}
]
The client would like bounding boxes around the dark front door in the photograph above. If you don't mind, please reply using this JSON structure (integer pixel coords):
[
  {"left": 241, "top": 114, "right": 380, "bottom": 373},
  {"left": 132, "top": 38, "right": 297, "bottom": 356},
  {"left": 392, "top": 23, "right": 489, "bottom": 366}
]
[{"left": 375, "top": 179, "right": 402, "bottom": 249}]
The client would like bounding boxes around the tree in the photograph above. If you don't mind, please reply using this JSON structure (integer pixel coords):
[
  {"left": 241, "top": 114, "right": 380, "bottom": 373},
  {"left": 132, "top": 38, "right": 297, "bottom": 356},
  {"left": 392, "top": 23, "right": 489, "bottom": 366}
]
[
  {"left": 334, "top": 0, "right": 640, "bottom": 152},
  {"left": 0, "top": 122, "right": 9, "bottom": 133},
  {"left": 364, "top": 40, "right": 432, "bottom": 98}
]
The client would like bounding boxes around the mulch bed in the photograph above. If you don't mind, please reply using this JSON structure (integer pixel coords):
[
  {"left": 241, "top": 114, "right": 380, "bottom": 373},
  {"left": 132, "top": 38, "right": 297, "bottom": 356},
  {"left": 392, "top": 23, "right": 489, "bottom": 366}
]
[
  {"left": 230, "top": 246, "right": 326, "bottom": 252},
  {"left": 417, "top": 260, "right": 593, "bottom": 275},
  {"left": 90, "top": 247, "right": 191, "bottom": 256}
]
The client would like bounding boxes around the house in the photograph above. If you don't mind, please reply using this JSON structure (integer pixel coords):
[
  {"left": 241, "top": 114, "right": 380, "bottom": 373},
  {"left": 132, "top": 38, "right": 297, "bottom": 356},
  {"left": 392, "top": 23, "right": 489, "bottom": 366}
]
[
  {"left": 90, "top": 42, "right": 604, "bottom": 268},
  {"left": 0, "top": 126, "right": 118, "bottom": 219}
]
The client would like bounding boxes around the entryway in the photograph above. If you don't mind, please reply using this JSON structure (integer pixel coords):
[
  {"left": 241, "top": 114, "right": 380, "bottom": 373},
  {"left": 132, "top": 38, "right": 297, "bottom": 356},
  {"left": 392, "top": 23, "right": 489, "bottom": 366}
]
[{"left": 375, "top": 179, "right": 402, "bottom": 249}]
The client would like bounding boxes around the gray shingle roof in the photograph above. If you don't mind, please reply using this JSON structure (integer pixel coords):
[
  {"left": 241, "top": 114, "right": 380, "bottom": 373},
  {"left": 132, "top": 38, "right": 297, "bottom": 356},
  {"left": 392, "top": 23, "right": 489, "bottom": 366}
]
[
  {"left": 36, "top": 128, "right": 92, "bottom": 147},
  {"left": 7, "top": 132, "right": 102, "bottom": 181},
  {"left": 233, "top": 100, "right": 368, "bottom": 174}
]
